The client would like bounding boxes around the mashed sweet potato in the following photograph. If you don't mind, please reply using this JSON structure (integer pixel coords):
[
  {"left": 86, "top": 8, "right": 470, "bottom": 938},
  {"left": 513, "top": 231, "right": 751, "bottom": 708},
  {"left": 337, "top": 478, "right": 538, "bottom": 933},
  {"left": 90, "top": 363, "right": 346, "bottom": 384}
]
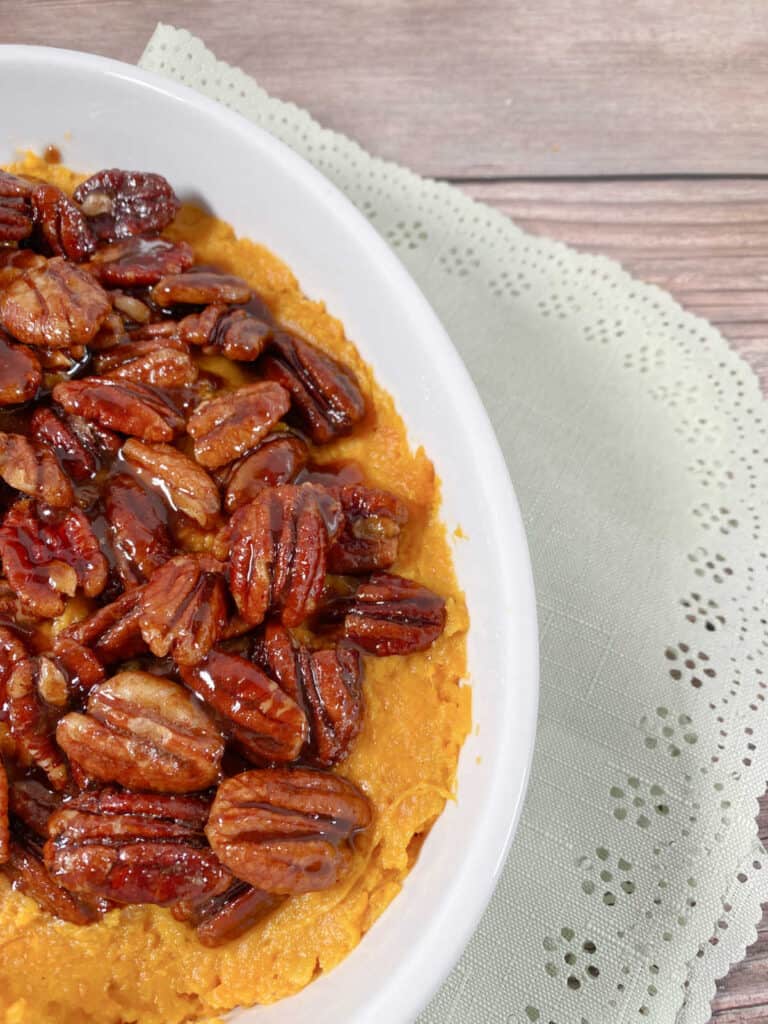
[{"left": 0, "top": 154, "right": 470, "bottom": 1024}]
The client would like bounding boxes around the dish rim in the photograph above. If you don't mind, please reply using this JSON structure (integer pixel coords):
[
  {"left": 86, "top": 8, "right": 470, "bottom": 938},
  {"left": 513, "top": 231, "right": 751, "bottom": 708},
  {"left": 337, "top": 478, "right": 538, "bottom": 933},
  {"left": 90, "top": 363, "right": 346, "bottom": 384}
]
[{"left": 0, "top": 44, "right": 539, "bottom": 1024}]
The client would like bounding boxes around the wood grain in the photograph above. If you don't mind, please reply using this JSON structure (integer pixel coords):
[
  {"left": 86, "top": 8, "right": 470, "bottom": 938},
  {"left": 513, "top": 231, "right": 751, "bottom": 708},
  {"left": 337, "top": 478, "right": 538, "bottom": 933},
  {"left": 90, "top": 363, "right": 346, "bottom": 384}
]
[
  {"left": 2, "top": 5, "right": 768, "bottom": 1021},
  {"left": 4, "top": 0, "right": 768, "bottom": 177}
]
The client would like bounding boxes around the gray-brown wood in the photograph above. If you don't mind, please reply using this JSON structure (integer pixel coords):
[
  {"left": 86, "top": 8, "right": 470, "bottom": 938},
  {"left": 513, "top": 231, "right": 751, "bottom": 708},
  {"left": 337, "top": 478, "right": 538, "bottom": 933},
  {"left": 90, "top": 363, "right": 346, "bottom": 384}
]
[
  {"left": 2, "top": 4, "right": 768, "bottom": 1021},
  {"left": 4, "top": 0, "right": 768, "bottom": 178}
]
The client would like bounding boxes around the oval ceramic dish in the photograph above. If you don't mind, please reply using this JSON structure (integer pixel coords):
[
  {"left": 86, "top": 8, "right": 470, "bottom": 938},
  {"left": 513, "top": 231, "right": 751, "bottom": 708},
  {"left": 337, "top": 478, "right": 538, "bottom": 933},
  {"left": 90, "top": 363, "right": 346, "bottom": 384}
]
[{"left": 0, "top": 45, "right": 538, "bottom": 1024}]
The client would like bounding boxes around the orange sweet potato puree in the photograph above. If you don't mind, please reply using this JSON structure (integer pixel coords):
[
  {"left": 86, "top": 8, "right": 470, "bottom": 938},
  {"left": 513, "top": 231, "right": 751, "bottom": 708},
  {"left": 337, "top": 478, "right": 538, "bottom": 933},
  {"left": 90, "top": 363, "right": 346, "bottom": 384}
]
[{"left": 0, "top": 154, "right": 470, "bottom": 1024}]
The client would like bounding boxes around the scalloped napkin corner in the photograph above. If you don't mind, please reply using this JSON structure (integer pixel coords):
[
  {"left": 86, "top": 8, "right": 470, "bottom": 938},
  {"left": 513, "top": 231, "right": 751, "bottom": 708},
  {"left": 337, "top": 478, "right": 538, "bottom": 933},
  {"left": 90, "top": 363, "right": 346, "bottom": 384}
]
[{"left": 140, "top": 25, "right": 768, "bottom": 1024}]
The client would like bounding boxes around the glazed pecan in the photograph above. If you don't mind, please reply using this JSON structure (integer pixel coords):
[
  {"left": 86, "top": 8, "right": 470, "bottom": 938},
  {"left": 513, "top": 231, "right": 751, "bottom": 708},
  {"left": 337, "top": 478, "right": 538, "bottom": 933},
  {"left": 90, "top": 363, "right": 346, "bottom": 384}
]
[
  {"left": 0, "top": 257, "right": 111, "bottom": 348},
  {"left": 173, "top": 879, "right": 284, "bottom": 947},
  {"left": 254, "top": 624, "right": 363, "bottom": 768},
  {"left": 122, "top": 439, "right": 220, "bottom": 528},
  {"left": 9, "top": 779, "right": 59, "bottom": 839},
  {"left": 187, "top": 381, "right": 290, "bottom": 469},
  {"left": 49, "top": 636, "right": 105, "bottom": 701},
  {"left": 206, "top": 768, "right": 372, "bottom": 895},
  {"left": 62, "top": 587, "right": 146, "bottom": 664},
  {"left": 30, "top": 408, "right": 120, "bottom": 482},
  {"left": 73, "top": 169, "right": 180, "bottom": 243},
  {"left": 30, "top": 183, "right": 96, "bottom": 262},
  {"left": 260, "top": 332, "right": 366, "bottom": 444},
  {"left": 4, "top": 838, "right": 106, "bottom": 924},
  {"left": 110, "top": 290, "right": 152, "bottom": 324},
  {"left": 53, "top": 377, "right": 185, "bottom": 441},
  {"left": 179, "top": 304, "right": 271, "bottom": 361},
  {"left": 87, "top": 236, "right": 194, "bottom": 286},
  {"left": 0, "top": 332, "right": 42, "bottom": 406},
  {"left": 228, "top": 484, "right": 342, "bottom": 627},
  {"left": 0, "top": 432, "right": 74, "bottom": 508},
  {"left": 222, "top": 432, "right": 309, "bottom": 512},
  {"left": 7, "top": 655, "right": 71, "bottom": 789},
  {"left": 4, "top": 783, "right": 70, "bottom": 919},
  {"left": 152, "top": 271, "right": 252, "bottom": 308},
  {"left": 36, "top": 343, "right": 88, "bottom": 373},
  {"left": 139, "top": 554, "right": 228, "bottom": 666},
  {"left": 56, "top": 670, "right": 224, "bottom": 793},
  {"left": 0, "top": 625, "right": 27, "bottom": 721},
  {"left": 89, "top": 310, "right": 127, "bottom": 351},
  {"left": 0, "top": 170, "right": 33, "bottom": 243},
  {"left": 44, "top": 789, "right": 229, "bottom": 906},
  {"left": 0, "top": 756, "right": 8, "bottom": 863},
  {"left": 343, "top": 572, "right": 446, "bottom": 656},
  {"left": 92, "top": 338, "right": 197, "bottom": 387},
  {"left": 104, "top": 472, "right": 174, "bottom": 585},
  {"left": 328, "top": 484, "right": 408, "bottom": 574},
  {"left": 0, "top": 499, "right": 109, "bottom": 617},
  {"left": 0, "top": 250, "right": 47, "bottom": 291},
  {"left": 127, "top": 320, "right": 179, "bottom": 342},
  {"left": 180, "top": 649, "right": 308, "bottom": 764}
]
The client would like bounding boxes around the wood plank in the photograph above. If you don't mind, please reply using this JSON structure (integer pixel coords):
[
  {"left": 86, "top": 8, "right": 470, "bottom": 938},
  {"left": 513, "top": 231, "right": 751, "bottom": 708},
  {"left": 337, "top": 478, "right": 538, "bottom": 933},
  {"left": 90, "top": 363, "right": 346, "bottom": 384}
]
[
  {"left": 459, "top": 178, "right": 768, "bottom": 389},
  {"left": 3, "top": 0, "right": 768, "bottom": 177}
]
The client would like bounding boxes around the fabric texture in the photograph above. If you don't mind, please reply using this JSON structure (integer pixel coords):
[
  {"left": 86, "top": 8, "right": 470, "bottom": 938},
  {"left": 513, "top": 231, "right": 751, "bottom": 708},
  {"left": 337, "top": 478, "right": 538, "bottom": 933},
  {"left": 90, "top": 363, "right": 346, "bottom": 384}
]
[{"left": 140, "top": 26, "right": 768, "bottom": 1024}]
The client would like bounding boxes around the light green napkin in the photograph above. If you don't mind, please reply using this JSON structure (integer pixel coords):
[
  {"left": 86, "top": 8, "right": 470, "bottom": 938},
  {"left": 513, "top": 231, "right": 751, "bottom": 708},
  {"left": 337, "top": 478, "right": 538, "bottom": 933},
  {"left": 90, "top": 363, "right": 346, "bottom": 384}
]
[{"left": 141, "top": 26, "right": 768, "bottom": 1024}]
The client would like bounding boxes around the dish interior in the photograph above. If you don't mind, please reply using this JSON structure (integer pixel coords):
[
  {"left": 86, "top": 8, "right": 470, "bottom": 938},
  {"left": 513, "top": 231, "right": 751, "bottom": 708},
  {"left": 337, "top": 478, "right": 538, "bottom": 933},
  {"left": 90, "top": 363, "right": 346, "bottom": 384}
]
[{"left": 0, "top": 46, "right": 538, "bottom": 1024}]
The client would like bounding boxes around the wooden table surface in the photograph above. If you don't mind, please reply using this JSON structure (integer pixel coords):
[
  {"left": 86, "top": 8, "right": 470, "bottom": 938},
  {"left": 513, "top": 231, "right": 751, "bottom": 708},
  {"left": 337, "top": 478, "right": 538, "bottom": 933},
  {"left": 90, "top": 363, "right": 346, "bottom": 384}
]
[{"left": 3, "top": 2, "right": 768, "bottom": 1020}]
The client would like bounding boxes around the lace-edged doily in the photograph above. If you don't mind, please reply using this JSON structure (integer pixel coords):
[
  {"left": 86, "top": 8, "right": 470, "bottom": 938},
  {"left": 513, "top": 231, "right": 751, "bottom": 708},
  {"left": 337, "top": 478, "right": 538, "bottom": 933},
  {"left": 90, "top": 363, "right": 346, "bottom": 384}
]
[{"left": 141, "top": 27, "right": 768, "bottom": 1024}]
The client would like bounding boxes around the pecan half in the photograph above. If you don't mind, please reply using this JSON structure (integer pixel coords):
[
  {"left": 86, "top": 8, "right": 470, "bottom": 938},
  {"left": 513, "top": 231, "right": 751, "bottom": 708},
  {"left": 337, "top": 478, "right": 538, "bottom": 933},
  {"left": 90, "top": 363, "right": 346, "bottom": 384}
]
[
  {"left": 206, "top": 768, "right": 372, "bottom": 895},
  {"left": 187, "top": 381, "right": 290, "bottom": 469},
  {"left": 9, "top": 779, "right": 59, "bottom": 839},
  {"left": 35, "top": 342, "right": 87, "bottom": 372},
  {"left": 56, "top": 670, "right": 224, "bottom": 793},
  {"left": 152, "top": 271, "right": 252, "bottom": 308},
  {"left": 228, "top": 484, "right": 342, "bottom": 627},
  {"left": 0, "top": 756, "right": 8, "bottom": 863},
  {"left": 7, "top": 655, "right": 71, "bottom": 789},
  {"left": 0, "top": 499, "right": 108, "bottom": 617},
  {"left": 343, "top": 572, "right": 446, "bottom": 655},
  {"left": 30, "top": 183, "right": 96, "bottom": 262},
  {"left": 260, "top": 332, "right": 366, "bottom": 443},
  {"left": 0, "top": 432, "right": 74, "bottom": 508},
  {"left": 0, "top": 332, "right": 42, "bottom": 406},
  {"left": 3, "top": 839, "right": 106, "bottom": 924},
  {"left": 30, "top": 408, "right": 120, "bottom": 482},
  {"left": 104, "top": 472, "right": 174, "bottom": 586},
  {"left": 93, "top": 338, "right": 197, "bottom": 387},
  {"left": 179, "top": 304, "right": 271, "bottom": 360},
  {"left": 0, "top": 257, "right": 110, "bottom": 348},
  {"left": 0, "top": 170, "right": 33, "bottom": 243},
  {"left": 44, "top": 789, "right": 229, "bottom": 906},
  {"left": 49, "top": 636, "right": 105, "bottom": 701},
  {"left": 0, "top": 625, "right": 27, "bottom": 721},
  {"left": 254, "top": 624, "right": 363, "bottom": 767},
  {"left": 87, "top": 236, "right": 194, "bottom": 286},
  {"left": 73, "top": 169, "right": 180, "bottom": 243},
  {"left": 0, "top": 250, "right": 47, "bottom": 291},
  {"left": 222, "top": 432, "right": 309, "bottom": 512},
  {"left": 4, "top": 777, "right": 104, "bottom": 923},
  {"left": 53, "top": 377, "right": 185, "bottom": 441},
  {"left": 139, "top": 554, "right": 228, "bottom": 666},
  {"left": 62, "top": 587, "right": 146, "bottom": 664},
  {"left": 180, "top": 649, "right": 308, "bottom": 764},
  {"left": 122, "top": 439, "right": 220, "bottom": 528},
  {"left": 173, "top": 879, "right": 284, "bottom": 947},
  {"left": 328, "top": 485, "right": 408, "bottom": 574}
]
